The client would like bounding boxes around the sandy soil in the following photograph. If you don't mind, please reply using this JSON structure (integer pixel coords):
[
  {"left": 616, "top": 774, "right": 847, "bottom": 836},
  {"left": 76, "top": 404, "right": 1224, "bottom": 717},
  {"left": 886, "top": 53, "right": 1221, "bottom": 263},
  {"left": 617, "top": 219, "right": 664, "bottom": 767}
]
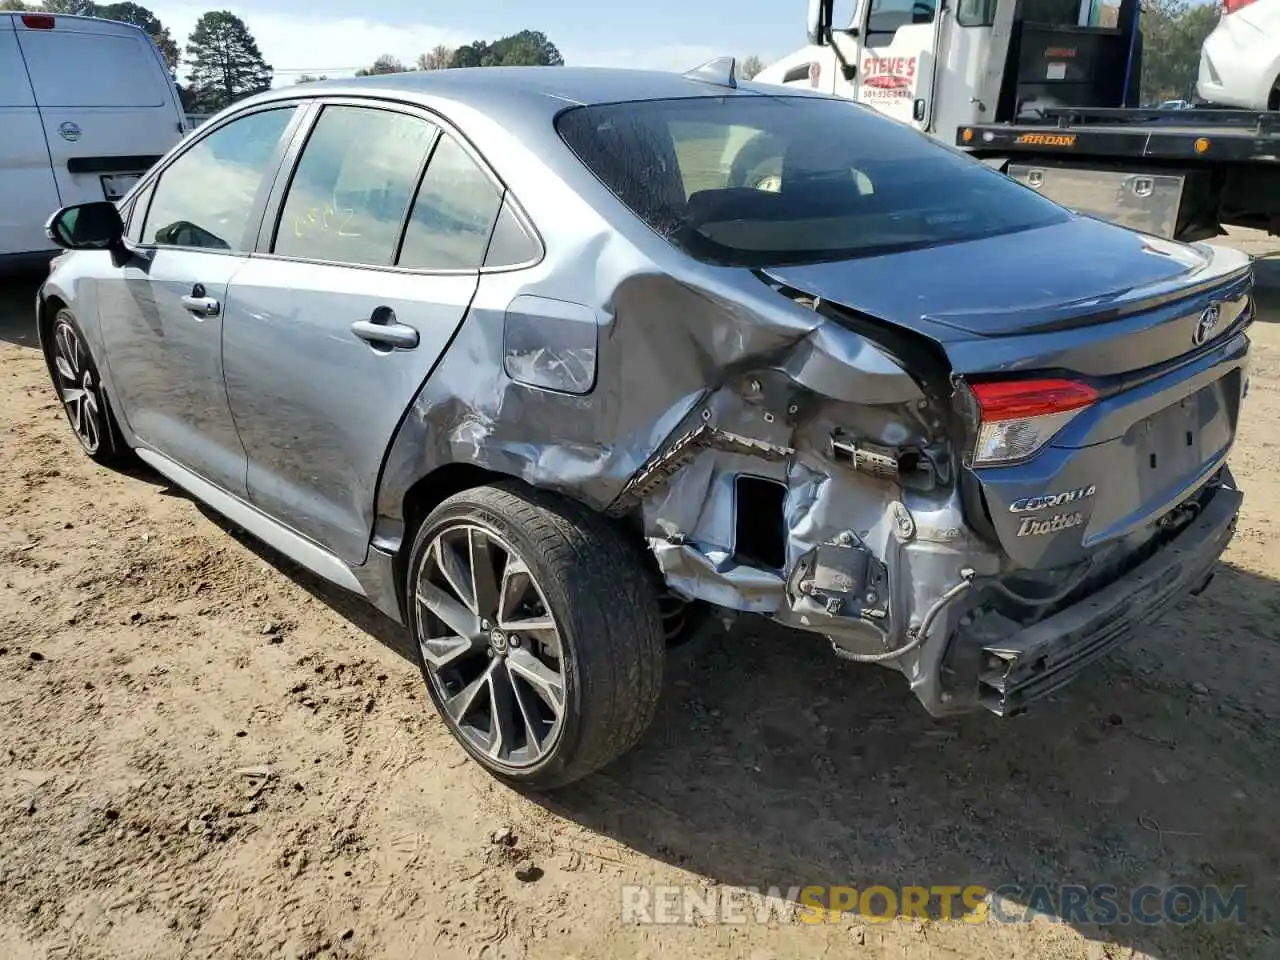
[{"left": 1, "top": 233, "right": 1278, "bottom": 960}]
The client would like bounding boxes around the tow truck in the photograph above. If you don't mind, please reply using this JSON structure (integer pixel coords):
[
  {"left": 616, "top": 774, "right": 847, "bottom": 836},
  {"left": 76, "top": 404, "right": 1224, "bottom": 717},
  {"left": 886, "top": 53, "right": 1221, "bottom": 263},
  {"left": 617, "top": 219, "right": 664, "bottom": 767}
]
[{"left": 755, "top": 0, "right": 1280, "bottom": 241}]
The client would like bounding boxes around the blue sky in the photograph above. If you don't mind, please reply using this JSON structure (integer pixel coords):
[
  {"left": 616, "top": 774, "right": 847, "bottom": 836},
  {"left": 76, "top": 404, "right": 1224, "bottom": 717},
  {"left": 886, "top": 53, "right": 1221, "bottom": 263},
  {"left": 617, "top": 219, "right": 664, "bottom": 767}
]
[{"left": 152, "top": 0, "right": 809, "bottom": 83}]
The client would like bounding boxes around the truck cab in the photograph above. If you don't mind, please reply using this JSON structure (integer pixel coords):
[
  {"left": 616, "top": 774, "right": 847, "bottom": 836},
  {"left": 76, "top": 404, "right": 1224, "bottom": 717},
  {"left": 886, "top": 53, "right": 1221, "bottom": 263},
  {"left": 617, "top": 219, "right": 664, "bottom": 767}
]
[
  {"left": 756, "top": 0, "right": 1142, "bottom": 140},
  {"left": 755, "top": 0, "right": 1280, "bottom": 242}
]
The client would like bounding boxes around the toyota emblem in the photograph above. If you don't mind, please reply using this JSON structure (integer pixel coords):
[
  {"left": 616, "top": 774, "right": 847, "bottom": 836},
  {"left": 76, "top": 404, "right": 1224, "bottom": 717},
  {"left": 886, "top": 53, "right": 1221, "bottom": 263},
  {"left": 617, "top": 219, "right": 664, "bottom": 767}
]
[{"left": 1192, "top": 304, "right": 1220, "bottom": 346}]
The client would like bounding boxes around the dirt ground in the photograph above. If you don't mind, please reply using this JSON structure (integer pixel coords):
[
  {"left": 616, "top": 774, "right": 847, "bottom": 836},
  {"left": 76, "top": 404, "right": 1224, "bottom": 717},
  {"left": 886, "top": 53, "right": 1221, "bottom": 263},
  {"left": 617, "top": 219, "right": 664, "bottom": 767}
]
[{"left": 1, "top": 233, "right": 1278, "bottom": 960}]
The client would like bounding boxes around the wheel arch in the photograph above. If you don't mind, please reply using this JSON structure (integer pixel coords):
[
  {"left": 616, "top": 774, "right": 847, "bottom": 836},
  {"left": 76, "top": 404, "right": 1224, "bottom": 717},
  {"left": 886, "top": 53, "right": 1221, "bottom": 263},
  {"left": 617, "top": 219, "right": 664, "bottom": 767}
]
[
  {"left": 384, "top": 462, "right": 652, "bottom": 624},
  {"left": 36, "top": 290, "right": 68, "bottom": 359},
  {"left": 388, "top": 462, "right": 517, "bottom": 619}
]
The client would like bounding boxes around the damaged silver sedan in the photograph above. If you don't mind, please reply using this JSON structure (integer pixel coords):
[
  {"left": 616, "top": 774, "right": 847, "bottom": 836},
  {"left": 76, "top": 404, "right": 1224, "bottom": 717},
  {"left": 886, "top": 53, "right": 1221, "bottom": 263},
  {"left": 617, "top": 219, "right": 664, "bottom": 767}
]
[{"left": 37, "top": 63, "right": 1252, "bottom": 787}]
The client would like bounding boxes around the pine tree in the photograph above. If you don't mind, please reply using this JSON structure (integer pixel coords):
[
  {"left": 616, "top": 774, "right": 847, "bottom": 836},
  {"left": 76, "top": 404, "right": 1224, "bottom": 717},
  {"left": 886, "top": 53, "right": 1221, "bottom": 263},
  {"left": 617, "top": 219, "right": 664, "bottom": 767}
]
[{"left": 185, "top": 10, "right": 272, "bottom": 112}]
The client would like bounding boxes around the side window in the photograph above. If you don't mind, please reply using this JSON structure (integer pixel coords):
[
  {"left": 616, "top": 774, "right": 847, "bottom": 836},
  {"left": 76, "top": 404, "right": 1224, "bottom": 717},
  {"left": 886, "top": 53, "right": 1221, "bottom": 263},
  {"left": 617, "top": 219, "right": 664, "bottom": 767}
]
[
  {"left": 274, "top": 106, "right": 437, "bottom": 266},
  {"left": 398, "top": 134, "right": 502, "bottom": 271},
  {"left": 143, "top": 107, "right": 295, "bottom": 251},
  {"left": 957, "top": 0, "right": 996, "bottom": 25},
  {"left": 831, "top": 0, "right": 860, "bottom": 29},
  {"left": 125, "top": 179, "right": 156, "bottom": 243},
  {"left": 865, "top": 0, "right": 936, "bottom": 47},
  {"left": 483, "top": 199, "right": 541, "bottom": 269}
]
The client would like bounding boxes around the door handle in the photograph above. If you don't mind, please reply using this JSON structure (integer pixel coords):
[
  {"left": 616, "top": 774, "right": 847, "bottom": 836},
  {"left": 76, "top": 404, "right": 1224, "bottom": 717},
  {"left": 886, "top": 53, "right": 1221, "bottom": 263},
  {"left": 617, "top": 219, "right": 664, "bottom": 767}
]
[
  {"left": 181, "top": 295, "right": 220, "bottom": 317},
  {"left": 181, "top": 283, "right": 219, "bottom": 318},
  {"left": 351, "top": 307, "right": 419, "bottom": 349}
]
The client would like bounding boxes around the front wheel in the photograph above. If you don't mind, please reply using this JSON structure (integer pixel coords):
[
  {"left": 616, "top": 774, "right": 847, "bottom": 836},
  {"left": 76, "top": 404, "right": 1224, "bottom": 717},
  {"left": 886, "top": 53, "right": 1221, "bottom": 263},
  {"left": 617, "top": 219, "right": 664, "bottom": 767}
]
[
  {"left": 406, "top": 483, "right": 665, "bottom": 789},
  {"left": 44, "top": 308, "right": 130, "bottom": 466}
]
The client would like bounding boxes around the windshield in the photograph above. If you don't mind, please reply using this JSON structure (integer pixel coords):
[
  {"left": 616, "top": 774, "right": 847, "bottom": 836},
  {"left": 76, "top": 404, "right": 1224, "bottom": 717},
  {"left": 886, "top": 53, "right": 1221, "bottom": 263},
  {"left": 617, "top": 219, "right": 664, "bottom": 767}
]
[{"left": 555, "top": 95, "right": 1071, "bottom": 267}]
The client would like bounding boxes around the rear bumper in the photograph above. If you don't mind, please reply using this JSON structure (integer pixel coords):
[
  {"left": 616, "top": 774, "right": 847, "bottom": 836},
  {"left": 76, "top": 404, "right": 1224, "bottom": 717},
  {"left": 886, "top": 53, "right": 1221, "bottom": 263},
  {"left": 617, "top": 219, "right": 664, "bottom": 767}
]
[{"left": 975, "top": 476, "right": 1241, "bottom": 716}]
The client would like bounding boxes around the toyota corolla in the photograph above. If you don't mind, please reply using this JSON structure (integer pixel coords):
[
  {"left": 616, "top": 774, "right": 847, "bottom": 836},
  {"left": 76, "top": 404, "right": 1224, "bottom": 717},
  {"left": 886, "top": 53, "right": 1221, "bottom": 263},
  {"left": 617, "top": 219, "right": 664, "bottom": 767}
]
[{"left": 36, "top": 61, "right": 1252, "bottom": 788}]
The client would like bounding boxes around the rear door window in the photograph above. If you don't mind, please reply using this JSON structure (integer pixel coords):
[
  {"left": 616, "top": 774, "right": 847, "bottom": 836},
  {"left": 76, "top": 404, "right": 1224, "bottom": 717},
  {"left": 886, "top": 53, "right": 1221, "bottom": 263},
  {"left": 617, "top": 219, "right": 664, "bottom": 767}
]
[
  {"left": 397, "top": 133, "right": 503, "bottom": 271},
  {"left": 18, "top": 29, "right": 164, "bottom": 107},
  {"left": 273, "top": 105, "right": 438, "bottom": 266},
  {"left": 143, "top": 107, "right": 296, "bottom": 251}
]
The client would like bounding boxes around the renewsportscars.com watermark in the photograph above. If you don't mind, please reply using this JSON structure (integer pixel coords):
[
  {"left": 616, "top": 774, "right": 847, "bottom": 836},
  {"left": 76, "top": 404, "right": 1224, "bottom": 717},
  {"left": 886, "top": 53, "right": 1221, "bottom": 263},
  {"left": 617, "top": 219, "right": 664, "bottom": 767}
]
[{"left": 621, "top": 884, "right": 1247, "bottom": 926}]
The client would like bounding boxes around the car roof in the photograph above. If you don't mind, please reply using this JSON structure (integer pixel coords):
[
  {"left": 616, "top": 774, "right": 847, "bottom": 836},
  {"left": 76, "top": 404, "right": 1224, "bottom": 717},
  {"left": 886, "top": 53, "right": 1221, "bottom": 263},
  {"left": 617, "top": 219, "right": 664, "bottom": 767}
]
[{"left": 249, "top": 65, "right": 827, "bottom": 125}]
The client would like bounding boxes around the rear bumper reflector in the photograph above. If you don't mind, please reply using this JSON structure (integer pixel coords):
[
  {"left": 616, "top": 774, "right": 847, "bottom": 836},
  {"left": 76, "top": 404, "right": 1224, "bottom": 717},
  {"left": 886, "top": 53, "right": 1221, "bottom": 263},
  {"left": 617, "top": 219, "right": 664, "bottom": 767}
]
[{"left": 979, "top": 477, "right": 1242, "bottom": 716}]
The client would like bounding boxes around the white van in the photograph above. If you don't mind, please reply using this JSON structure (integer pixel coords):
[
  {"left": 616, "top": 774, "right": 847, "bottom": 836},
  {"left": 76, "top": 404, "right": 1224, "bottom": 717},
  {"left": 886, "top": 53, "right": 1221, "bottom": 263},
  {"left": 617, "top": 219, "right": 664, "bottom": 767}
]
[{"left": 1, "top": 11, "right": 185, "bottom": 272}]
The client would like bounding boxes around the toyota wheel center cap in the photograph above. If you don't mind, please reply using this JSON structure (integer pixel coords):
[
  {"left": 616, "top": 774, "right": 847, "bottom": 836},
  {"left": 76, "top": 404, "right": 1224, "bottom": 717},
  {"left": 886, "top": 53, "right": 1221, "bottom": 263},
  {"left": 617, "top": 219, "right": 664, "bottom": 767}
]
[{"left": 489, "top": 628, "right": 508, "bottom": 654}]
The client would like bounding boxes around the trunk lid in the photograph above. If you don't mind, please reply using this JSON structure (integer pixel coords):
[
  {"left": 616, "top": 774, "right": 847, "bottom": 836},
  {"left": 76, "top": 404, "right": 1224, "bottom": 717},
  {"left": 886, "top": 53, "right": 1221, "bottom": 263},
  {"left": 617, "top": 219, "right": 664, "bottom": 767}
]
[
  {"left": 761, "top": 216, "right": 1238, "bottom": 355},
  {"left": 762, "top": 217, "right": 1254, "bottom": 570}
]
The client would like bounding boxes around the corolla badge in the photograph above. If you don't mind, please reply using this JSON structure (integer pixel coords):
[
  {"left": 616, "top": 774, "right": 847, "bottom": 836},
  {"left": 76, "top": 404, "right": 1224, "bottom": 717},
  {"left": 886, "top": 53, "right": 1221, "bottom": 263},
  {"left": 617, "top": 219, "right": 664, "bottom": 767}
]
[
  {"left": 1193, "top": 304, "right": 1221, "bottom": 346},
  {"left": 1009, "top": 485, "right": 1096, "bottom": 514},
  {"left": 58, "top": 121, "right": 81, "bottom": 142}
]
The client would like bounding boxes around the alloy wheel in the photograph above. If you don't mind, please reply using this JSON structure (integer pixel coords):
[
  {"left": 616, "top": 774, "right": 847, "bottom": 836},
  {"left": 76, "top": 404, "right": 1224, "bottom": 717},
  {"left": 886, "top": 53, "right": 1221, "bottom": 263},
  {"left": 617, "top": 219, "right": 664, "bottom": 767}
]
[
  {"left": 414, "top": 523, "right": 567, "bottom": 769},
  {"left": 51, "top": 318, "right": 102, "bottom": 455}
]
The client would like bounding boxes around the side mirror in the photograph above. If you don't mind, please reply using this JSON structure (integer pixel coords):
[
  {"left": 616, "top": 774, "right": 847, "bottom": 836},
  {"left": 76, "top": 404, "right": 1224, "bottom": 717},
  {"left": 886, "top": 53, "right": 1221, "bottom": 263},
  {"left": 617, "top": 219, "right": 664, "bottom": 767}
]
[
  {"left": 806, "top": 0, "right": 825, "bottom": 43},
  {"left": 45, "top": 201, "right": 124, "bottom": 251}
]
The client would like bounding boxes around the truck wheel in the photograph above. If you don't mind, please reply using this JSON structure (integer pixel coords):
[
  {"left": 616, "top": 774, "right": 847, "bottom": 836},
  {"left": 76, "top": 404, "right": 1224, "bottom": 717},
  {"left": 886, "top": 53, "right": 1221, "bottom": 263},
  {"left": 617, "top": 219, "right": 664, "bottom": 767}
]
[
  {"left": 406, "top": 482, "right": 665, "bottom": 789},
  {"left": 43, "top": 308, "right": 131, "bottom": 466}
]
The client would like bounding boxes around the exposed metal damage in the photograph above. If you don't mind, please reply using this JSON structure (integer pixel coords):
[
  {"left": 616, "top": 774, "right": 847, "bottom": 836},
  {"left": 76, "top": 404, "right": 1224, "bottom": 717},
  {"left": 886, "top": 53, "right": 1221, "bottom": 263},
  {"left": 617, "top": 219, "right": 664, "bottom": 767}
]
[{"left": 589, "top": 285, "right": 1005, "bottom": 705}]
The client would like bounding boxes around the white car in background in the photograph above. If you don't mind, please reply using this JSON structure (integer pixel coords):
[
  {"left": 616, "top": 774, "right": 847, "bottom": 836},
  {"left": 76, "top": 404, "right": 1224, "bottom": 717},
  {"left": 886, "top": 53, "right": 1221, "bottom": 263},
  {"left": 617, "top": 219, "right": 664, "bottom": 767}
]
[
  {"left": 1, "top": 11, "right": 185, "bottom": 273},
  {"left": 1197, "top": 0, "right": 1280, "bottom": 111}
]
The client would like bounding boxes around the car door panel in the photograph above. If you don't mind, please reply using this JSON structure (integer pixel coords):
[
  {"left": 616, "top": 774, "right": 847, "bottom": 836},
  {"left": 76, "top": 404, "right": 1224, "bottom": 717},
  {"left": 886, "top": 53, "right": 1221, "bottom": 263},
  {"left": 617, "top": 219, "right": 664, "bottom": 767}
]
[
  {"left": 93, "top": 104, "right": 301, "bottom": 495},
  {"left": 99, "top": 251, "right": 248, "bottom": 492},
  {"left": 222, "top": 103, "right": 504, "bottom": 564},
  {"left": 222, "top": 262, "right": 480, "bottom": 562}
]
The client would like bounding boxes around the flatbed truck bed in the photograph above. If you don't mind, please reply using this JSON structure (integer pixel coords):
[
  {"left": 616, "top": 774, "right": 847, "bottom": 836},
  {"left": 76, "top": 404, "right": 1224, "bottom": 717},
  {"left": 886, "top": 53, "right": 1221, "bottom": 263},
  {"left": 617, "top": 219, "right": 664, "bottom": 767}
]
[{"left": 955, "top": 108, "right": 1280, "bottom": 241}]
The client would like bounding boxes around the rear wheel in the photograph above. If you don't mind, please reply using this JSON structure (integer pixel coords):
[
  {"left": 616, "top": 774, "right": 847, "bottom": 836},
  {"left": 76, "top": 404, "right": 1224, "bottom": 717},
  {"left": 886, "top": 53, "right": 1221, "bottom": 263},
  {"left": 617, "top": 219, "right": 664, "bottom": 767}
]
[
  {"left": 407, "top": 483, "right": 665, "bottom": 789},
  {"left": 45, "top": 308, "right": 130, "bottom": 466}
]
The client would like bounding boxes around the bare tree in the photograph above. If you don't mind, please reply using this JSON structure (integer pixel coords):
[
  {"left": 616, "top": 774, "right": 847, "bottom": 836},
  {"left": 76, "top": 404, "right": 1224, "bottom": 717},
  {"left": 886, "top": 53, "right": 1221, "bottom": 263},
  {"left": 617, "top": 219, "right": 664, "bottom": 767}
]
[
  {"left": 356, "top": 54, "right": 409, "bottom": 77},
  {"left": 740, "top": 55, "right": 765, "bottom": 80},
  {"left": 416, "top": 44, "right": 454, "bottom": 71}
]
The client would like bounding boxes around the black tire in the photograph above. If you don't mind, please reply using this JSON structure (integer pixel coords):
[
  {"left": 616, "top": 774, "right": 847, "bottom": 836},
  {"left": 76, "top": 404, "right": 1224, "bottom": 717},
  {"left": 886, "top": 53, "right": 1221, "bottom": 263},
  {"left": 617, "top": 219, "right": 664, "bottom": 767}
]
[
  {"left": 43, "top": 307, "right": 131, "bottom": 466},
  {"left": 406, "top": 482, "right": 665, "bottom": 789}
]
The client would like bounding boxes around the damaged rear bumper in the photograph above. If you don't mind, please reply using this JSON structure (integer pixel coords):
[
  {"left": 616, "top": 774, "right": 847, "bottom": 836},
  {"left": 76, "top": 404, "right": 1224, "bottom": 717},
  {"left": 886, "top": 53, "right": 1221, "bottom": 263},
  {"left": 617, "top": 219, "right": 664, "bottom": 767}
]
[{"left": 968, "top": 479, "right": 1242, "bottom": 716}]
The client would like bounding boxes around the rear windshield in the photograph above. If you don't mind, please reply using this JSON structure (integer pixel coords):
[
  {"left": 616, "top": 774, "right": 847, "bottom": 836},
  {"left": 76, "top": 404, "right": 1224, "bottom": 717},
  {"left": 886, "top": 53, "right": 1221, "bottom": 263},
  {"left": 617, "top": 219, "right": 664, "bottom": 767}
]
[
  {"left": 555, "top": 96, "right": 1070, "bottom": 267},
  {"left": 19, "top": 29, "right": 163, "bottom": 108}
]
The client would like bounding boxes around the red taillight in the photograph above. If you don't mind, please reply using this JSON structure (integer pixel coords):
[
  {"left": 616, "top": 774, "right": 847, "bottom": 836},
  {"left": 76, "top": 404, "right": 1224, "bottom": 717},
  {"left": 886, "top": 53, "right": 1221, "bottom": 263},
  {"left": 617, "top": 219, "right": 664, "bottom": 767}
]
[
  {"left": 971, "top": 379, "right": 1098, "bottom": 421},
  {"left": 21, "top": 13, "right": 56, "bottom": 28},
  {"left": 1222, "top": 0, "right": 1257, "bottom": 13},
  {"left": 970, "top": 379, "right": 1098, "bottom": 466}
]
